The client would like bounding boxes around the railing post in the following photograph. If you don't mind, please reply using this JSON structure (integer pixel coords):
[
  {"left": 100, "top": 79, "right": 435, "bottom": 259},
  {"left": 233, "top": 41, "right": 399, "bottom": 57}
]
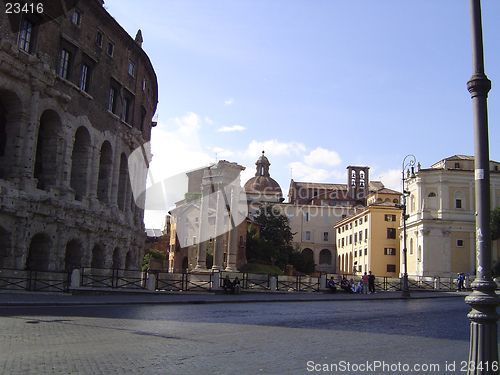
[
  {"left": 434, "top": 276, "right": 440, "bottom": 290},
  {"left": 212, "top": 271, "right": 221, "bottom": 291},
  {"left": 270, "top": 276, "right": 277, "bottom": 292},
  {"left": 70, "top": 269, "right": 81, "bottom": 288},
  {"left": 147, "top": 273, "right": 156, "bottom": 291}
]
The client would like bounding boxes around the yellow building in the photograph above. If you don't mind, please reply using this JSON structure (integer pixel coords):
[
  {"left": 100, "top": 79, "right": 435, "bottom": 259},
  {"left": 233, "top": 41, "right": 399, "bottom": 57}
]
[
  {"left": 402, "top": 155, "right": 500, "bottom": 278},
  {"left": 335, "top": 188, "right": 402, "bottom": 277}
]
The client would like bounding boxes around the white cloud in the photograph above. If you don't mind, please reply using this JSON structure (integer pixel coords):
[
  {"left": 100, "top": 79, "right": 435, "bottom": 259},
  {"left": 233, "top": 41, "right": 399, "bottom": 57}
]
[
  {"left": 218, "top": 125, "right": 246, "bottom": 132},
  {"left": 225, "top": 98, "right": 234, "bottom": 105},
  {"left": 375, "top": 169, "right": 402, "bottom": 191},
  {"left": 242, "top": 139, "right": 306, "bottom": 158},
  {"left": 287, "top": 161, "right": 333, "bottom": 182},
  {"left": 304, "top": 147, "right": 342, "bottom": 167},
  {"left": 205, "top": 117, "right": 213, "bottom": 124},
  {"left": 141, "top": 113, "right": 215, "bottom": 227},
  {"left": 212, "top": 147, "right": 234, "bottom": 158}
]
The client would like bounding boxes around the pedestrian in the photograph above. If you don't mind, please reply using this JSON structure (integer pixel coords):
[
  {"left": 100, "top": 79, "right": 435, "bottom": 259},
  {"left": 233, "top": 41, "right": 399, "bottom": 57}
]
[
  {"left": 362, "top": 272, "right": 369, "bottom": 294},
  {"left": 223, "top": 275, "right": 234, "bottom": 294},
  {"left": 456, "top": 272, "right": 465, "bottom": 292},
  {"left": 233, "top": 276, "right": 241, "bottom": 295},
  {"left": 340, "top": 277, "right": 353, "bottom": 293},
  {"left": 368, "top": 271, "right": 376, "bottom": 294},
  {"left": 327, "top": 276, "right": 337, "bottom": 294}
]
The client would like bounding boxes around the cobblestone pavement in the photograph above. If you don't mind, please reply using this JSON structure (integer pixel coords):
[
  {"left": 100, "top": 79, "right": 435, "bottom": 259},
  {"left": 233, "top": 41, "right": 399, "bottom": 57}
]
[{"left": 0, "top": 294, "right": 493, "bottom": 375}]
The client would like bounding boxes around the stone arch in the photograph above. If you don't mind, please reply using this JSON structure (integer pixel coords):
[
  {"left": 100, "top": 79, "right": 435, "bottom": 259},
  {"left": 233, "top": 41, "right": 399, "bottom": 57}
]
[
  {"left": 117, "top": 153, "right": 130, "bottom": 211},
  {"left": 34, "top": 109, "right": 62, "bottom": 190},
  {"left": 319, "top": 249, "right": 332, "bottom": 265},
  {"left": 65, "top": 239, "right": 83, "bottom": 272},
  {"left": 302, "top": 248, "right": 313, "bottom": 258},
  {"left": 125, "top": 251, "right": 134, "bottom": 270},
  {"left": 70, "top": 126, "right": 92, "bottom": 200},
  {"left": 91, "top": 244, "right": 106, "bottom": 268},
  {"left": 112, "top": 247, "right": 121, "bottom": 269},
  {"left": 97, "top": 141, "right": 113, "bottom": 203},
  {"left": 26, "top": 233, "right": 52, "bottom": 271},
  {"left": 0, "top": 90, "right": 23, "bottom": 179},
  {"left": 0, "top": 227, "right": 12, "bottom": 268}
]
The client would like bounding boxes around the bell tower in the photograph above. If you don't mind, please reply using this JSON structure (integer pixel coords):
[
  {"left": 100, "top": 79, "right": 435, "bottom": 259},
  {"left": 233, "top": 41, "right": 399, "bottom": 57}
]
[{"left": 347, "top": 166, "right": 370, "bottom": 200}]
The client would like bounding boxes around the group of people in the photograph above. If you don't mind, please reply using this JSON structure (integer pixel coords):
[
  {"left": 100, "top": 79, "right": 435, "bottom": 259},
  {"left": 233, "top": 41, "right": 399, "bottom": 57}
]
[
  {"left": 223, "top": 275, "right": 241, "bottom": 294},
  {"left": 328, "top": 271, "right": 376, "bottom": 294}
]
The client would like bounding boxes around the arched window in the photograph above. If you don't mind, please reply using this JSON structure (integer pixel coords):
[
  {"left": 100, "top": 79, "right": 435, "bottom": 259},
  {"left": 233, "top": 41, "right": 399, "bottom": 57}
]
[
  {"left": 0, "top": 227, "right": 12, "bottom": 268},
  {"left": 117, "top": 153, "right": 130, "bottom": 211},
  {"left": 97, "top": 141, "right": 113, "bottom": 203},
  {"left": 26, "top": 233, "right": 52, "bottom": 271},
  {"left": 112, "top": 247, "right": 121, "bottom": 269},
  {"left": 65, "top": 239, "right": 83, "bottom": 272},
  {"left": 91, "top": 244, "right": 106, "bottom": 269},
  {"left": 319, "top": 249, "right": 332, "bottom": 265},
  {"left": 70, "top": 127, "right": 92, "bottom": 200},
  {"left": 34, "top": 110, "right": 62, "bottom": 190}
]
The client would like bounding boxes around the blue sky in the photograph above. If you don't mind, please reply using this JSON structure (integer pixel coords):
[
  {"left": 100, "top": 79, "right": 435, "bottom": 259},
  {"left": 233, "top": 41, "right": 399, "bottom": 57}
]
[{"left": 104, "top": 0, "right": 500, "bottom": 229}]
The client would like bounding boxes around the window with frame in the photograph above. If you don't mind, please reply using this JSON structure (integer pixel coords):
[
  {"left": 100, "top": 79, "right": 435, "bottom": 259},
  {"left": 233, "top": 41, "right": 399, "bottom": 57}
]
[
  {"left": 304, "top": 212, "right": 310, "bottom": 222},
  {"left": 58, "top": 48, "right": 71, "bottom": 79},
  {"left": 96, "top": 31, "right": 103, "bottom": 47},
  {"left": 385, "top": 214, "right": 397, "bottom": 222},
  {"left": 79, "top": 63, "right": 91, "bottom": 92},
  {"left": 364, "top": 248, "right": 367, "bottom": 256},
  {"left": 384, "top": 248, "right": 396, "bottom": 255},
  {"left": 323, "top": 213, "right": 329, "bottom": 223},
  {"left": 456, "top": 199, "right": 462, "bottom": 209},
  {"left": 19, "top": 18, "right": 34, "bottom": 53},
  {"left": 304, "top": 231, "right": 312, "bottom": 241},
  {"left": 121, "top": 94, "right": 134, "bottom": 123},
  {"left": 359, "top": 231, "right": 362, "bottom": 241},
  {"left": 72, "top": 9, "right": 82, "bottom": 26},
  {"left": 457, "top": 239, "right": 464, "bottom": 247},
  {"left": 107, "top": 41, "right": 114, "bottom": 56},
  {"left": 108, "top": 86, "right": 118, "bottom": 113},
  {"left": 387, "top": 264, "right": 396, "bottom": 273},
  {"left": 387, "top": 228, "right": 396, "bottom": 239},
  {"left": 365, "top": 215, "right": 368, "bottom": 222},
  {"left": 128, "top": 61, "right": 135, "bottom": 76},
  {"left": 323, "top": 232, "right": 329, "bottom": 241},
  {"left": 341, "top": 238, "right": 344, "bottom": 247},
  {"left": 354, "top": 233, "right": 357, "bottom": 243},
  {"left": 365, "top": 228, "right": 368, "bottom": 239},
  {"left": 349, "top": 235, "right": 352, "bottom": 244},
  {"left": 354, "top": 251, "right": 357, "bottom": 257}
]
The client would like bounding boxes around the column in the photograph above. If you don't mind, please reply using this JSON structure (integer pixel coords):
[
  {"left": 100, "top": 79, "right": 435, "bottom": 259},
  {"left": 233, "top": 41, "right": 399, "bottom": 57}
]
[
  {"left": 225, "top": 187, "right": 238, "bottom": 272},
  {"left": 213, "top": 187, "right": 226, "bottom": 270},
  {"left": 194, "top": 184, "right": 209, "bottom": 271}
]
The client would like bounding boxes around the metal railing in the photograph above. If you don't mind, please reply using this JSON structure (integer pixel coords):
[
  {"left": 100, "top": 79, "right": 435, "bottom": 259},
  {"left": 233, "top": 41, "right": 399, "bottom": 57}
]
[
  {"left": 0, "top": 268, "right": 70, "bottom": 292},
  {"left": 0, "top": 267, "right": 467, "bottom": 294},
  {"left": 80, "top": 268, "right": 146, "bottom": 289}
]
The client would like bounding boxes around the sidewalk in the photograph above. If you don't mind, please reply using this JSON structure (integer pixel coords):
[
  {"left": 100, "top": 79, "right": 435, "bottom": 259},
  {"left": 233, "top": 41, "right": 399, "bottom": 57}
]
[{"left": 0, "top": 288, "right": 468, "bottom": 307}]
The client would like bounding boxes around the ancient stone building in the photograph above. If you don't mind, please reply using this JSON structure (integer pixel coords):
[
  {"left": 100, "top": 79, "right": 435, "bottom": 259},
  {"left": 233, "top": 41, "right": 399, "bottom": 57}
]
[{"left": 0, "top": 0, "right": 158, "bottom": 271}]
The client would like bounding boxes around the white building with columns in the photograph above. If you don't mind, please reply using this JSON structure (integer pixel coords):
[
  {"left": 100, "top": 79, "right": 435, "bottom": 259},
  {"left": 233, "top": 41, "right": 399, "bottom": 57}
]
[
  {"left": 402, "top": 155, "right": 500, "bottom": 278},
  {"left": 168, "top": 161, "right": 247, "bottom": 272}
]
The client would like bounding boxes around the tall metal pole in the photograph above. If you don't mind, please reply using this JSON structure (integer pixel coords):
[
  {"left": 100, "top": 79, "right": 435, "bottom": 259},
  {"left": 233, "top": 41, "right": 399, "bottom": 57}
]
[
  {"left": 401, "top": 155, "right": 415, "bottom": 299},
  {"left": 465, "top": 1, "right": 500, "bottom": 374}
]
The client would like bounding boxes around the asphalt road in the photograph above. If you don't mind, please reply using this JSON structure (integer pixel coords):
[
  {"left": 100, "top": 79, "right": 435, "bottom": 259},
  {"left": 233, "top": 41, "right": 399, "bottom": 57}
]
[{"left": 0, "top": 297, "right": 493, "bottom": 375}]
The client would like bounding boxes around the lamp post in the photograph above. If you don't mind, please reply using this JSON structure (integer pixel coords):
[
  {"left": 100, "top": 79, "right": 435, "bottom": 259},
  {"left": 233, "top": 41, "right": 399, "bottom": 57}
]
[
  {"left": 465, "top": 1, "right": 500, "bottom": 373},
  {"left": 397, "top": 154, "right": 416, "bottom": 299}
]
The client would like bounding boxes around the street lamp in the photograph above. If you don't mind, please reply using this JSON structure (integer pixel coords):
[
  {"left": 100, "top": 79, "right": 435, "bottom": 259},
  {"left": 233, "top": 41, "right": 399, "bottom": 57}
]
[
  {"left": 466, "top": 1, "right": 500, "bottom": 373},
  {"left": 396, "top": 154, "right": 416, "bottom": 299}
]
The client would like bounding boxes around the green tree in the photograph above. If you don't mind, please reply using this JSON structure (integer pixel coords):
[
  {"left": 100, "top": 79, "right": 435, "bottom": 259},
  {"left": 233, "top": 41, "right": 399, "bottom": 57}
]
[
  {"left": 491, "top": 206, "right": 500, "bottom": 241},
  {"left": 289, "top": 247, "right": 316, "bottom": 274},
  {"left": 246, "top": 204, "right": 295, "bottom": 270},
  {"left": 142, "top": 248, "right": 166, "bottom": 271}
]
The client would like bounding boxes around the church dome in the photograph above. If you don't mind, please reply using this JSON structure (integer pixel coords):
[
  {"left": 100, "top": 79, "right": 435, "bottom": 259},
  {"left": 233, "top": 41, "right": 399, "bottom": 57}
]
[{"left": 244, "top": 151, "right": 283, "bottom": 199}]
